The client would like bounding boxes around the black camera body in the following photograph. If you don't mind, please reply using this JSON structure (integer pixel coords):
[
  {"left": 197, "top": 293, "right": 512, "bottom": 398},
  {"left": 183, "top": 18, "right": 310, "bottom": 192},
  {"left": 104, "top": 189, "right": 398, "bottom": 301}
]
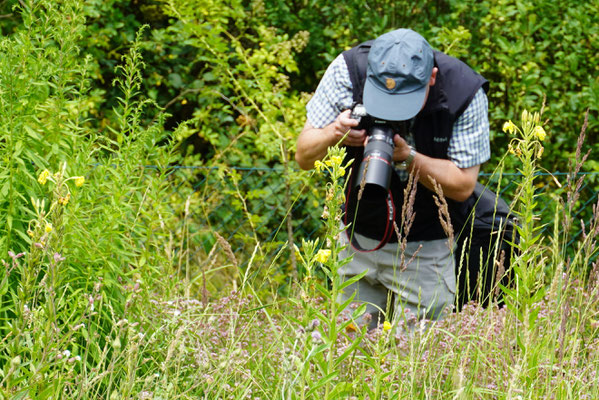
[{"left": 350, "top": 104, "right": 407, "bottom": 194}]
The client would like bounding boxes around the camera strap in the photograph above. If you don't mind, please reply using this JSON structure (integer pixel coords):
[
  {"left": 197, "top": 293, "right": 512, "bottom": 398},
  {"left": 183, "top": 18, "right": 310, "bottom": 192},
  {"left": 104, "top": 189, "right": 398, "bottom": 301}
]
[{"left": 344, "top": 170, "right": 396, "bottom": 252}]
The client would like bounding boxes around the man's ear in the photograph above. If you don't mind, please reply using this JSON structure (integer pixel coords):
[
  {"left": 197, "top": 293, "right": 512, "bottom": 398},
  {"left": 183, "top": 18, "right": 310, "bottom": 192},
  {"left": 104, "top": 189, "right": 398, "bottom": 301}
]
[{"left": 429, "top": 67, "right": 438, "bottom": 87}]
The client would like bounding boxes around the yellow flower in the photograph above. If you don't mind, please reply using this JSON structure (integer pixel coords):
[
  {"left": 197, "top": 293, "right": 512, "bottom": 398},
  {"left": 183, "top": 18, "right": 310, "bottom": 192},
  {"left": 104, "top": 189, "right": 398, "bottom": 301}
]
[
  {"left": 502, "top": 121, "right": 516, "bottom": 135},
  {"left": 58, "top": 193, "right": 70, "bottom": 205},
  {"left": 325, "top": 155, "right": 343, "bottom": 168},
  {"left": 383, "top": 321, "right": 392, "bottom": 331},
  {"left": 74, "top": 176, "right": 85, "bottom": 187},
  {"left": 181, "top": 99, "right": 188, "bottom": 105},
  {"left": 314, "top": 249, "right": 331, "bottom": 263},
  {"left": 38, "top": 169, "right": 50, "bottom": 185},
  {"left": 314, "top": 160, "right": 324, "bottom": 173},
  {"left": 533, "top": 126, "right": 547, "bottom": 141},
  {"left": 293, "top": 244, "right": 302, "bottom": 260},
  {"left": 338, "top": 167, "right": 346, "bottom": 177},
  {"left": 45, "top": 223, "right": 53, "bottom": 233}
]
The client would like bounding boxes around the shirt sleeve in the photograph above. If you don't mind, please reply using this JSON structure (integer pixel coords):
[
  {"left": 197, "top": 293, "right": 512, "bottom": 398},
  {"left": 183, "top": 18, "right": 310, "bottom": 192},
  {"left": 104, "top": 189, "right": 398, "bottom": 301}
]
[
  {"left": 306, "top": 54, "right": 355, "bottom": 129},
  {"left": 447, "top": 87, "right": 491, "bottom": 168}
]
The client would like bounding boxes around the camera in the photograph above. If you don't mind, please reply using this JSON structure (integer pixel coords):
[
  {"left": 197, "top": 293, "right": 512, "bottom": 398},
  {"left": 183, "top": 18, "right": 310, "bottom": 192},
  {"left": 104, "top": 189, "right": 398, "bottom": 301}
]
[{"left": 350, "top": 104, "right": 407, "bottom": 195}]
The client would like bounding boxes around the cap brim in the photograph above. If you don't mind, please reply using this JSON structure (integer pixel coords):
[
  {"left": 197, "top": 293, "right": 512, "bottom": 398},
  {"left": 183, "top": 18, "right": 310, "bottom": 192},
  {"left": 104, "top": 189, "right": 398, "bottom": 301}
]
[{"left": 363, "top": 80, "right": 427, "bottom": 121}]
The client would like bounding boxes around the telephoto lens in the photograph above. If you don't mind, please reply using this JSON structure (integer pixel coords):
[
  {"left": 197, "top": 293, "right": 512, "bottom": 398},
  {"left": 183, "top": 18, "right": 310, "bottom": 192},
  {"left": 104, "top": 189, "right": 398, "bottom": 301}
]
[{"left": 355, "top": 123, "right": 395, "bottom": 196}]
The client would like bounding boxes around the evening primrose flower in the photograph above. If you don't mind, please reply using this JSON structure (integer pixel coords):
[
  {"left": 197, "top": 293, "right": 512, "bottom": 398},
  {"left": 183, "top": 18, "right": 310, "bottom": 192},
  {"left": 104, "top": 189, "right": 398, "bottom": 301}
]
[
  {"left": 314, "top": 160, "right": 324, "bottom": 173},
  {"left": 74, "top": 176, "right": 85, "bottom": 187},
  {"left": 58, "top": 193, "right": 70, "bottom": 205},
  {"left": 314, "top": 249, "right": 331, "bottom": 263},
  {"left": 383, "top": 321, "right": 392, "bottom": 331},
  {"left": 533, "top": 126, "right": 547, "bottom": 141},
  {"left": 293, "top": 244, "right": 302, "bottom": 259},
  {"left": 38, "top": 169, "right": 50, "bottom": 185},
  {"left": 325, "top": 155, "right": 343, "bottom": 168},
  {"left": 502, "top": 120, "right": 517, "bottom": 135}
]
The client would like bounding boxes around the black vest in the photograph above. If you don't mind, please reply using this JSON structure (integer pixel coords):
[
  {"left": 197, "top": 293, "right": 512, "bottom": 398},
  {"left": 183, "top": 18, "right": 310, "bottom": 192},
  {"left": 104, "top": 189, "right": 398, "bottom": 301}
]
[{"left": 342, "top": 41, "right": 489, "bottom": 242}]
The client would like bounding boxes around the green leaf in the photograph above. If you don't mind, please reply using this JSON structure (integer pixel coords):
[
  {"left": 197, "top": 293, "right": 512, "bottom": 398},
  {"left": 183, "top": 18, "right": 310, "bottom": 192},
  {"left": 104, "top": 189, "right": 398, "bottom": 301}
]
[
  {"left": 351, "top": 303, "right": 367, "bottom": 319},
  {"left": 334, "top": 335, "right": 365, "bottom": 369},
  {"left": 326, "top": 382, "right": 353, "bottom": 399},
  {"left": 0, "top": 182, "right": 9, "bottom": 198},
  {"left": 337, "top": 269, "right": 368, "bottom": 292},
  {"left": 0, "top": 277, "right": 8, "bottom": 297},
  {"left": 305, "top": 372, "right": 338, "bottom": 397},
  {"left": 337, "top": 292, "right": 356, "bottom": 315},
  {"left": 168, "top": 73, "right": 183, "bottom": 88},
  {"left": 315, "top": 282, "right": 332, "bottom": 299}
]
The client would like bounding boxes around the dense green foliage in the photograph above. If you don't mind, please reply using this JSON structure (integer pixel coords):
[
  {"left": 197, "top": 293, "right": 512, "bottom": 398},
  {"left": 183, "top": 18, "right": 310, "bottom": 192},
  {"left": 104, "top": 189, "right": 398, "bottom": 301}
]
[{"left": 3, "top": 0, "right": 594, "bottom": 170}]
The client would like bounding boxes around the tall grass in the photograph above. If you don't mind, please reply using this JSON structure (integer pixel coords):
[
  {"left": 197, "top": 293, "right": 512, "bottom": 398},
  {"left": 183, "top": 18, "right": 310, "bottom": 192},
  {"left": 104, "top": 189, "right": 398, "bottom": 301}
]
[
  {"left": 1, "top": 2, "right": 598, "bottom": 399},
  {"left": 0, "top": 2, "right": 183, "bottom": 397}
]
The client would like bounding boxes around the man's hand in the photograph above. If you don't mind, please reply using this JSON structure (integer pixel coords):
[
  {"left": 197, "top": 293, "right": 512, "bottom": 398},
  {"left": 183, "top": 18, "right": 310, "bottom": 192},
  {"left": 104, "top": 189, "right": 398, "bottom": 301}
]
[
  {"left": 295, "top": 110, "right": 366, "bottom": 170},
  {"left": 335, "top": 110, "right": 367, "bottom": 147},
  {"left": 392, "top": 134, "right": 412, "bottom": 162}
]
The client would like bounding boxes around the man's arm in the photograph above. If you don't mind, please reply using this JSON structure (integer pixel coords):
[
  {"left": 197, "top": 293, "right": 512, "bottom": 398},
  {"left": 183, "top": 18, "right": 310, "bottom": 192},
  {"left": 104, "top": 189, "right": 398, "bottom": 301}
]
[
  {"left": 412, "top": 86, "right": 489, "bottom": 202},
  {"left": 295, "top": 110, "right": 366, "bottom": 170},
  {"left": 392, "top": 86, "right": 489, "bottom": 202},
  {"left": 392, "top": 135, "right": 478, "bottom": 202}
]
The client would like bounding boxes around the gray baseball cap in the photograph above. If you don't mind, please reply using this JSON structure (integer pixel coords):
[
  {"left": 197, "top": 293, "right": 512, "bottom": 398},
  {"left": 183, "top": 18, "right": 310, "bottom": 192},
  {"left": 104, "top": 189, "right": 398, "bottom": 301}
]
[{"left": 363, "top": 29, "right": 434, "bottom": 121}]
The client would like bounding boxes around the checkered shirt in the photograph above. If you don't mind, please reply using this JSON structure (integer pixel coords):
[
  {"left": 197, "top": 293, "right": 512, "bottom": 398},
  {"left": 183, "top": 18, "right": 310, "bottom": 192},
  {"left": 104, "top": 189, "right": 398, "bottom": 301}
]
[{"left": 306, "top": 54, "right": 490, "bottom": 176}]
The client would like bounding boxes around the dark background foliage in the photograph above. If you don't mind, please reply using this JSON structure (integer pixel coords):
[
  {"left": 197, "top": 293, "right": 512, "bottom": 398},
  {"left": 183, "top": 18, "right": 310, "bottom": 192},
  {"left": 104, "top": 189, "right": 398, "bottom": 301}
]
[
  {"left": 6, "top": 0, "right": 595, "bottom": 168},
  {"left": 37, "top": 0, "right": 596, "bottom": 171}
]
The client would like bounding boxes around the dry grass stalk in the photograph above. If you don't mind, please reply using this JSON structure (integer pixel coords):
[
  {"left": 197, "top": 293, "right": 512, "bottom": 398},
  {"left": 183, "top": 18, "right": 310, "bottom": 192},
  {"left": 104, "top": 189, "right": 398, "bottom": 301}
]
[
  {"left": 429, "top": 177, "right": 454, "bottom": 249},
  {"left": 557, "top": 295, "right": 571, "bottom": 366},
  {"left": 588, "top": 260, "right": 599, "bottom": 292},
  {"left": 214, "top": 232, "right": 238, "bottom": 268},
  {"left": 564, "top": 110, "right": 590, "bottom": 227},
  {"left": 394, "top": 169, "right": 420, "bottom": 271},
  {"left": 494, "top": 249, "right": 506, "bottom": 301},
  {"left": 400, "top": 168, "right": 419, "bottom": 238},
  {"left": 357, "top": 158, "right": 369, "bottom": 201}
]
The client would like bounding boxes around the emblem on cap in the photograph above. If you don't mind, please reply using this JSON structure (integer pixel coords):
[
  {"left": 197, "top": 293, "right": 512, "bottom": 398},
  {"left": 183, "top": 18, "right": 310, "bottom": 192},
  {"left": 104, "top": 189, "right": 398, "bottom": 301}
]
[{"left": 385, "top": 78, "right": 396, "bottom": 90}]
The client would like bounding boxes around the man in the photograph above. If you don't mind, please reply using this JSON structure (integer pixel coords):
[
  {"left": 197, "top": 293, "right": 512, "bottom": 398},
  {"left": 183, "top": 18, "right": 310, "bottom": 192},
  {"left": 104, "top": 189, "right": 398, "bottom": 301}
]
[{"left": 295, "top": 29, "right": 490, "bottom": 327}]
